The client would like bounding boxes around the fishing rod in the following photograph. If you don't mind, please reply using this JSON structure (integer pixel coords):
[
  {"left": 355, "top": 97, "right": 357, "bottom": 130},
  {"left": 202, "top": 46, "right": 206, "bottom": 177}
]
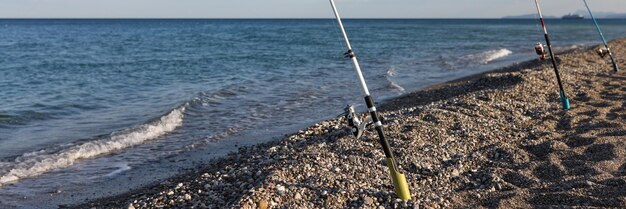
[
  {"left": 533, "top": 0, "right": 571, "bottom": 110},
  {"left": 328, "top": 0, "right": 410, "bottom": 201},
  {"left": 583, "top": 0, "right": 620, "bottom": 72}
]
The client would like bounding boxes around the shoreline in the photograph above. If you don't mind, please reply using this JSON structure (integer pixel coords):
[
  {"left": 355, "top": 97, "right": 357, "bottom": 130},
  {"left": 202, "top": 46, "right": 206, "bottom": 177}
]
[
  {"left": 75, "top": 38, "right": 625, "bottom": 208},
  {"left": 2, "top": 44, "right": 532, "bottom": 208}
]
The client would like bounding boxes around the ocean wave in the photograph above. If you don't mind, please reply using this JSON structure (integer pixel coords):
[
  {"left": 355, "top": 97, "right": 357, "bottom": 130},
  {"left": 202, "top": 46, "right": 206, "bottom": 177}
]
[
  {"left": 0, "top": 111, "right": 55, "bottom": 126},
  {"left": 384, "top": 67, "right": 405, "bottom": 93},
  {"left": 386, "top": 67, "right": 397, "bottom": 77},
  {"left": 0, "top": 106, "right": 185, "bottom": 186},
  {"left": 461, "top": 48, "right": 513, "bottom": 65},
  {"left": 102, "top": 162, "right": 132, "bottom": 178},
  {"left": 437, "top": 48, "right": 513, "bottom": 70},
  {"left": 387, "top": 81, "right": 406, "bottom": 92},
  {"left": 0, "top": 41, "right": 16, "bottom": 47},
  {"left": 0, "top": 114, "right": 13, "bottom": 123}
]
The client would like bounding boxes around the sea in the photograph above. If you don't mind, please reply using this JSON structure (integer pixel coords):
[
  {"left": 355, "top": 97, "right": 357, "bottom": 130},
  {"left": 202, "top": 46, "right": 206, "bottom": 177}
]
[{"left": 1, "top": 19, "right": 626, "bottom": 208}]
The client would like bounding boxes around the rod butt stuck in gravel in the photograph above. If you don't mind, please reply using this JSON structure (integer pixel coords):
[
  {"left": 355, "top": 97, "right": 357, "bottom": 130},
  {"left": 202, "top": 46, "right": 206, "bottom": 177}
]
[{"left": 328, "top": 0, "right": 411, "bottom": 201}]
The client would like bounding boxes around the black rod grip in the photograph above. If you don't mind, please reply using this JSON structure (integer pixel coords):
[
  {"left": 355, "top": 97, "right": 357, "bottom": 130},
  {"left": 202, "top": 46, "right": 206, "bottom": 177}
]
[
  {"left": 364, "top": 95, "right": 394, "bottom": 158},
  {"left": 544, "top": 34, "right": 566, "bottom": 94}
]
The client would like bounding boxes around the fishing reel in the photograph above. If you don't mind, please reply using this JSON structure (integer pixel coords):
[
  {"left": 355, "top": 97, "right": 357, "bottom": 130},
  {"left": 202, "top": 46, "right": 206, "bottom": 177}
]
[
  {"left": 534, "top": 42, "right": 546, "bottom": 60},
  {"left": 341, "top": 105, "right": 372, "bottom": 139},
  {"left": 597, "top": 48, "right": 609, "bottom": 58}
]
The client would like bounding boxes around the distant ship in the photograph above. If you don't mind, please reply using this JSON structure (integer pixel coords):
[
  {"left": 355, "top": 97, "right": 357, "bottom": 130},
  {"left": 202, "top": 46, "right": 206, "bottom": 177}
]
[{"left": 562, "top": 13, "right": 584, "bottom": 19}]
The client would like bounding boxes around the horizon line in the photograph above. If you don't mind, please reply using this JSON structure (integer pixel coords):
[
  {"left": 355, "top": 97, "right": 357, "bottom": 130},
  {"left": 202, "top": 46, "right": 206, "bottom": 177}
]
[{"left": 1, "top": 17, "right": 624, "bottom": 20}]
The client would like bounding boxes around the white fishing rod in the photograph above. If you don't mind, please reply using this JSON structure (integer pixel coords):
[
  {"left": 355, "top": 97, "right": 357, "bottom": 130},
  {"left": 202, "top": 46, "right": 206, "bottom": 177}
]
[
  {"left": 583, "top": 0, "right": 620, "bottom": 72},
  {"left": 328, "top": 0, "right": 410, "bottom": 200},
  {"left": 533, "top": 0, "right": 571, "bottom": 110}
]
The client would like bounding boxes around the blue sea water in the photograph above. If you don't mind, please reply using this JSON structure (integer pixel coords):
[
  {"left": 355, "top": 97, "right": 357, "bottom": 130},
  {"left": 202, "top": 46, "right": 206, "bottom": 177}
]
[{"left": 1, "top": 19, "right": 626, "bottom": 207}]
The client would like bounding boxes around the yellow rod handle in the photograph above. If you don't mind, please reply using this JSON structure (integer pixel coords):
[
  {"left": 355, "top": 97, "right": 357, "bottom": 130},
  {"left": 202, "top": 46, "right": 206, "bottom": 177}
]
[{"left": 386, "top": 158, "right": 411, "bottom": 200}]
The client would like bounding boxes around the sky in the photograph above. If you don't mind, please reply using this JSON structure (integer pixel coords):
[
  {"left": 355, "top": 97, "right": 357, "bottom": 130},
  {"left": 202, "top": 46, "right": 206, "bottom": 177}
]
[{"left": 1, "top": 0, "right": 625, "bottom": 18}]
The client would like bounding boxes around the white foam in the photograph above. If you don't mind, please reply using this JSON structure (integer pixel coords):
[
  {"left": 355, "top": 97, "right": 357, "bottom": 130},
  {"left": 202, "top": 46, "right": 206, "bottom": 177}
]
[
  {"left": 0, "top": 107, "right": 185, "bottom": 186},
  {"left": 458, "top": 48, "right": 513, "bottom": 66},
  {"left": 470, "top": 48, "right": 513, "bottom": 64},
  {"left": 103, "top": 163, "right": 132, "bottom": 178},
  {"left": 438, "top": 48, "right": 513, "bottom": 70},
  {"left": 388, "top": 81, "right": 406, "bottom": 92},
  {"left": 481, "top": 48, "right": 513, "bottom": 64},
  {"left": 384, "top": 67, "right": 404, "bottom": 92},
  {"left": 386, "top": 67, "right": 397, "bottom": 77}
]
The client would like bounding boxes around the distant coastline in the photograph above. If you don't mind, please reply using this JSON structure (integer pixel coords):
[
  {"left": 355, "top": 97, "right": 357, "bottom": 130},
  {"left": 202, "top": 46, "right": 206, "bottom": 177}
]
[{"left": 503, "top": 12, "right": 626, "bottom": 19}]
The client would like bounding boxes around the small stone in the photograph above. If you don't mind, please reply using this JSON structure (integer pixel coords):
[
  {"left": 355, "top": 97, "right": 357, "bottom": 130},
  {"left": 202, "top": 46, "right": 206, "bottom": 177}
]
[
  {"left": 364, "top": 196, "right": 374, "bottom": 205},
  {"left": 451, "top": 169, "right": 460, "bottom": 177},
  {"left": 294, "top": 192, "right": 302, "bottom": 200},
  {"left": 257, "top": 200, "right": 269, "bottom": 209},
  {"left": 167, "top": 191, "right": 174, "bottom": 196},
  {"left": 127, "top": 203, "right": 135, "bottom": 209},
  {"left": 276, "top": 184, "right": 286, "bottom": 194},
  {"left": 184, "top": 194, "right": 192, "bottom": 201}
]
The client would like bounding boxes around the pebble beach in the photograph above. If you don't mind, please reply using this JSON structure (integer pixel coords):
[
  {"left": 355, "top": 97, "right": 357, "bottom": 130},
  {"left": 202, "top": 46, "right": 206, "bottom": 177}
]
[{"left": 75, "top": 38, "right": 626, "bottom": 208}]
